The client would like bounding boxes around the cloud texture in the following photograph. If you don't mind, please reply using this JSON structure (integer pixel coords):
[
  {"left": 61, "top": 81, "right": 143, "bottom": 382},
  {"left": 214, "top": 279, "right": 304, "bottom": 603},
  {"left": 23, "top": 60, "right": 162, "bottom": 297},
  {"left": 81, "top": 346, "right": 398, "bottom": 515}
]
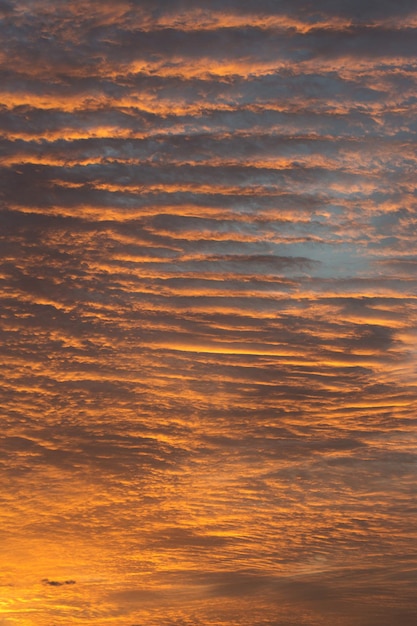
[{"left": 1, "top": 1, "right": 417, "bottom": 624}]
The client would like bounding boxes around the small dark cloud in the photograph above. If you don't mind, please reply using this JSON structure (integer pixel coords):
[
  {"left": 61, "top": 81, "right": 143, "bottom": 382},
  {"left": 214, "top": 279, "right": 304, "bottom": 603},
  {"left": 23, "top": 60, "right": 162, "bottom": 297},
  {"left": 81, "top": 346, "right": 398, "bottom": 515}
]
[{"left": 42, "top": 578, "right": 76, "bottom": 586}]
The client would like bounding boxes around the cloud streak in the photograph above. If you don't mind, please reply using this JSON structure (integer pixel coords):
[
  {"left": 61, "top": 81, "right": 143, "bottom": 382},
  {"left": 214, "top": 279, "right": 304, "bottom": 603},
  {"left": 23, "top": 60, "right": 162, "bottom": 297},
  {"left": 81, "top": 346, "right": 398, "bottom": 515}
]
[{"left": 1, "top": 1, "right": 417, "bottom": 625}]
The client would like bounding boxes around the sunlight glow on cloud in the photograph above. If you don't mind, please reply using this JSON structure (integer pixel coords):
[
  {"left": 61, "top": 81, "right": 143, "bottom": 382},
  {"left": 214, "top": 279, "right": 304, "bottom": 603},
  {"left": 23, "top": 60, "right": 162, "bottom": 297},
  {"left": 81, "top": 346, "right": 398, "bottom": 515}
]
[{"left": 1, "top": 1, "right": 417, "bottom": 625}]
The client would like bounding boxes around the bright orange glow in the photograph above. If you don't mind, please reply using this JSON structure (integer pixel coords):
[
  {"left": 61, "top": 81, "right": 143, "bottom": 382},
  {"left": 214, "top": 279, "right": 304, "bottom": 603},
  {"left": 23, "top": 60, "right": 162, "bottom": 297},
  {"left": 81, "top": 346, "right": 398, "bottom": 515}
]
[{"left": 1, "top": 2, "right": 417, "bottom": 625}]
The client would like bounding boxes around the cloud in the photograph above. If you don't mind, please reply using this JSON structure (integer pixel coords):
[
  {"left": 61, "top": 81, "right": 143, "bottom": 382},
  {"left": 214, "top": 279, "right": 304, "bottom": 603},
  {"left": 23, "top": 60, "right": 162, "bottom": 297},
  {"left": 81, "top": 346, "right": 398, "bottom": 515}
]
[
  {"left": 1, "top": 2, "right": 416, "bottom": 625},
  {"left": 42, "top": 578, "right": 76, "bottom": 587}
]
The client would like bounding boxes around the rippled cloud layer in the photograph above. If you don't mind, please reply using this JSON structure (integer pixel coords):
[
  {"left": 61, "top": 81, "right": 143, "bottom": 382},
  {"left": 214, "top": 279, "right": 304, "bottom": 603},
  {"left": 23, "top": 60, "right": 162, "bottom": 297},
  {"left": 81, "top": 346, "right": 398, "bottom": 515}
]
[{"left": 1, "top": 1, "right": 417, "bottom": 625}]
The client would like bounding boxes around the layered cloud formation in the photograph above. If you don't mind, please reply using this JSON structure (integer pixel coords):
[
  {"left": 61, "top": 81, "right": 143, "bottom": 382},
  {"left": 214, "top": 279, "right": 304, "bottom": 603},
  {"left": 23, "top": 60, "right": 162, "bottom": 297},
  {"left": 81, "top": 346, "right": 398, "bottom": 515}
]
[{"left": 1, "top": 1, "right": 417, "bottom": 625}]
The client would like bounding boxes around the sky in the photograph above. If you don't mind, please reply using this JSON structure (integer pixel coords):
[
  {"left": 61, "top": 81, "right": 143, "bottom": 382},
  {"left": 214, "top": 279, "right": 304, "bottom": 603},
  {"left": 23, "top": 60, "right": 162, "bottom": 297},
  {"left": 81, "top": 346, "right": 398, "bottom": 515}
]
[{"left": 1, "top": 1, "right": 417, "bottom": 624}]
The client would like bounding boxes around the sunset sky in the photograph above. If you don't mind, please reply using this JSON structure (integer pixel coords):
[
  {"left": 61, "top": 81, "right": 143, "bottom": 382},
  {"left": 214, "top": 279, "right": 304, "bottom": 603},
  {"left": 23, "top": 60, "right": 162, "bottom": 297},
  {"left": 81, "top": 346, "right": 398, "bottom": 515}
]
[{"left": 1, "top": 1, "right": 417, "bottom": 624}]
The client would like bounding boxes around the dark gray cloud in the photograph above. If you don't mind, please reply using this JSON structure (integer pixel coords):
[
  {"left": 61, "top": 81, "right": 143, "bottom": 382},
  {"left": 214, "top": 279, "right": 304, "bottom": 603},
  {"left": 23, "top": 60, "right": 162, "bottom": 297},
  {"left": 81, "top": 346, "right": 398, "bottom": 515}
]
[{"left": 42, "top": 578, "right": 76, "bottom": 586}]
